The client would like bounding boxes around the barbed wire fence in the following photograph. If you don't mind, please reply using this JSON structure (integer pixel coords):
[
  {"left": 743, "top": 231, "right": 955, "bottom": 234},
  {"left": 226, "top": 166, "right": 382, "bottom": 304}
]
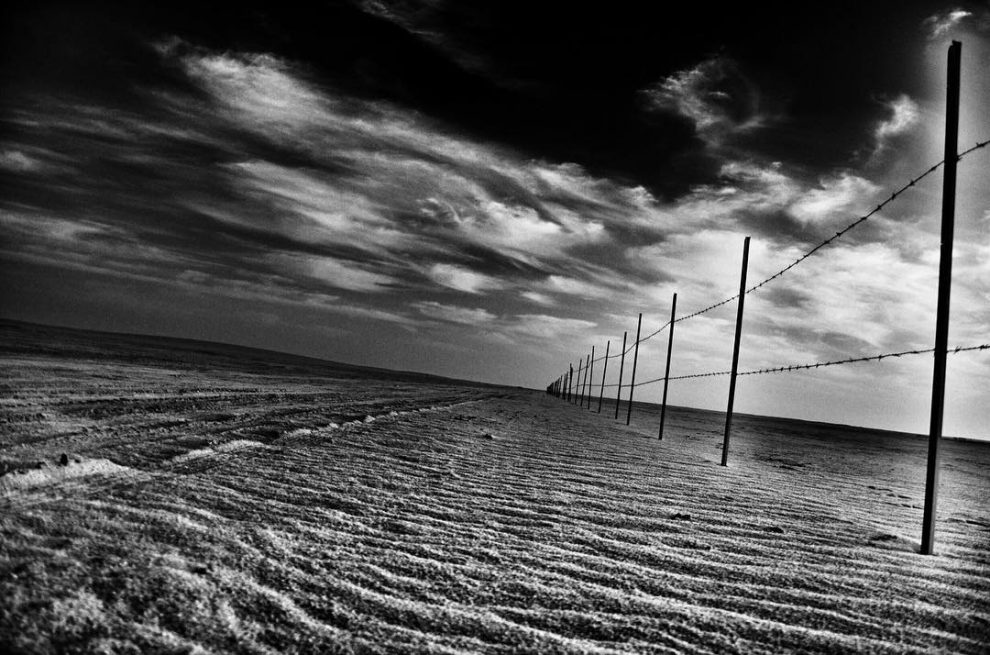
[
  {"left": 545, "top": 43, "right": 986, "bottom": 555},
  {"left": 550, "top": 135, "right": 988, "bottom": 406}
]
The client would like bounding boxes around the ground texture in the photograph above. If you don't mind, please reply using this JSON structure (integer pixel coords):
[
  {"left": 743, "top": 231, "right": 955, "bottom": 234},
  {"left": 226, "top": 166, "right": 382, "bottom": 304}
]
[{"left": 2, "top": 322, "right": 989, "bottom": 653}]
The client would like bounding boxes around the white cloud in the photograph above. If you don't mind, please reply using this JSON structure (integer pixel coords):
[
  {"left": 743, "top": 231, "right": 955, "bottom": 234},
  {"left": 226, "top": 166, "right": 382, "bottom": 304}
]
[
  {"left": 427, "top": 263, "right": 505, "bottom": 294},
  {"left": 641, "top": 56, "right": 765, "bottom": 147},
  {"left": 175, "top": 47, "right": 333, "bottom": 134},
  {"left": 284, "top": 255, "right": 397, "bottom": 292},
  {"left": 521, "top": 291, "right": 555, "bottom": 306},
  {"left": 412, "top": 301, "right": 496, "bottom": 324},
  {"left": 788, "top": 173, "right": 880, "bottom": 225},
  {"left": 876, "top": 95, "right": 920, "bottom": 140},
  {"left": 225, "top": 160, "right": 419, "bottom": 257},
  {"left": 872, "top": 95, "right": 920, "bottom": 158},
  {"left": 505, "top": 314, "right": 598, "bottom": 340},
  {"left": 542, "top": 275, "right": 615, "bottom": 299},
  {"left": 923, "top": 9, "right": 973, "bottom": 39},
  {"left": 0, "top": 149, "right": 44, "bottom": 172}
]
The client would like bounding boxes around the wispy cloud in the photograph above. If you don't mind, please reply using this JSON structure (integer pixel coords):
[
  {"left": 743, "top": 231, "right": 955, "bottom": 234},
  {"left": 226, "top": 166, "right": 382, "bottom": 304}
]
[
  {"left": 871, "top": 94, "right": 920, "bottom": 159},
  {"left": 284, "top": 255, "right": 399, "bottom": 293},
  {"left": 504, "top": 314, "right": 598, "bottom": 340},
  {"left": 640, "top": 56, "right": 765, "bottom": 147},
  {"left": 0, "top": 149, "right": 45, "bottom": 173},
  {"left": 412, "top": 301, "right": 496, "bottom": 324},
  {"left": 520, "top": 291, "right": 555, "bottom": 306},
  {"left": 788, "top": 173, "right": 880, "bottom": 225},
  {"left": 923, "top": 8, "right": 973, "bottom": 39},
  {"left": 426, "top": 263, "right": 506, "bottom": 294}
]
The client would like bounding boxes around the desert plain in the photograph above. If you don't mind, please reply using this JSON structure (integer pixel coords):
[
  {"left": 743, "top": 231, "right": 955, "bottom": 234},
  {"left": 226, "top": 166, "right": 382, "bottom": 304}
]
[{"left": 1, "top": 319, "right": 988, "bottom": 653}]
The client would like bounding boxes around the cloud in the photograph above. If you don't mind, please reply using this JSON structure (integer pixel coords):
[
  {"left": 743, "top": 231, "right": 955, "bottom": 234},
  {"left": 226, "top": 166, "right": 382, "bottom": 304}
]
[
  {"left": 505, "top": 314, "right": 598, "bottom": 340},
  {"left": 0, "top": 149, "right": 45, "bottom": 172},
  {"left": 542, "top": 274, "right": 620, "bottom": 300},
  {"left": 521, "top": 291, "right": 555, "bottom": 306},
  {"left": 426, "top": 263, "right": 506, "bottom": 294},
  {"left": 641, "top": 56, "right": 765, "bottom": 147},
  {"left": 788, "top": 173, "right": 880, "bottom": 225},
  {"left": 871, "top": 94, "right": 920, "bottom": 158},
  {"left": 276, "top": 254, "right": 398, "bottom": 293},
  {"left": 923, "top": 8, "right": 973, "bottom": 39},
  {"left": 168, "top": 44, "right": 334, "bottom": 135},
  {"left": 412, "top": 301, "right": 496, "bottom": 324}
]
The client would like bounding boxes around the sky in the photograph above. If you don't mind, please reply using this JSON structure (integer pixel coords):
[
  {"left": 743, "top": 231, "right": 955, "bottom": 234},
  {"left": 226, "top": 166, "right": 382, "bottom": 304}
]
[{"left": 1, "top": 1, "right": 989, "bottom": 438}]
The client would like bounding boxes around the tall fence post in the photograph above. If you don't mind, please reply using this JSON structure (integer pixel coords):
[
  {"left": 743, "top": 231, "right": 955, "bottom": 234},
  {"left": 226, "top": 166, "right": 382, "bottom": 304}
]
[
  {"left": 721, "top": 236, "right": 751, "bottom": 466},
  {"left": 598, "top": 340, "right": 610, "bottom": 413},
  {"left": 922, "top": 40, "right": 961, "bottom": 556},
  {"left": 614, "top": 331, "right": 627, "bottom": 419},
  {"left": 581, "top": 353, "right": 591, "bottom": 406},
  {"left": 586, "top": 346, "right": 595, "bottom": 409},
  {"left": 658, "top": 293, "right": 678, "bottom": 440},
  {"left": 568, "top": 364, "right": 574, "bottom": 403},
  {"left": 626, "top": 313, "right": 643, "bottom": 426}
]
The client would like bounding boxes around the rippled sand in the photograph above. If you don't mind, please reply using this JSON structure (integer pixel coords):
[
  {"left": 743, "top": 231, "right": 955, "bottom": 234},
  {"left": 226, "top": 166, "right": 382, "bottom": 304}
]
[{"left": 2, "top": 321, "right": 988, "bottom": 653}]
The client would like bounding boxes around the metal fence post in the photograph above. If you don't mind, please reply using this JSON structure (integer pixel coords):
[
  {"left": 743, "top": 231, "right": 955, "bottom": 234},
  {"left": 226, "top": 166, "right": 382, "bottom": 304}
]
[
  {"left": 580, "top": 354, "right": 590, "bottom": 406},
  {"left": 658, "top": 293, "right": 677, "bottom": 440},
  {"left": 721, "top": 237, "right": 751, "bottom": 466},
  {"left": 626, "top": 313, "right": 643, "bottom": 426},
  {"left": 614, "top": 331, "right": 627, "bottom": 420},
  {"left": 922, "top": 40, "right": 961, "bottom": 556},
  {"left": 586, "top": 346, "right": 595, "bottom": 409},
  {"left": 598, "top": 340, "right": 610, "bottom": 413}
]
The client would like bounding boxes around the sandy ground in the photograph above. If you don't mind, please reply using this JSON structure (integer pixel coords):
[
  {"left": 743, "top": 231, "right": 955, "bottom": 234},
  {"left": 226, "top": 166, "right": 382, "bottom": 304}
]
[{"left": 2, "top": 321, "right": 988, "bottom": 654}]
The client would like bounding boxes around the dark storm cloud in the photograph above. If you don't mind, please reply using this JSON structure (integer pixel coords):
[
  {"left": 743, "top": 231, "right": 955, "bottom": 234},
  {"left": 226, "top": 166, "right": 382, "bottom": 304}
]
[{"left": 2, "top": 1, "right": 946, "bottom": 200}]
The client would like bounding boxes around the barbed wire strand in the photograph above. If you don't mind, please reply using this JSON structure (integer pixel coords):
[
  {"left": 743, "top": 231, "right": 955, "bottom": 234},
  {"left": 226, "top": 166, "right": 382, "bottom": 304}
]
[{"left": 598, "top": 344, "right": 990, "bottom": 389}]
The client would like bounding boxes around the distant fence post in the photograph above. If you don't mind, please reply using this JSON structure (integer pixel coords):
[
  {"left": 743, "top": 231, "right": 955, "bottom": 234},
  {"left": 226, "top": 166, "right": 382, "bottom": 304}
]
[
  {"left": 614, "top": 331, "right": 627, "bottom": 419},
  {"left": 658, "top": 293, "right": 678, "bottom": 440},
  {"left": 586, "top": 346, "right": 595, "bottom": 409},
  {"left": 922, "top": 40, "right": 961, "bottom": 556},
  {"left": 625, "top": 313, "right": 643, "bottom": 426},
  {"left": 598, "top": 340, "right": 610, "bottom": 413},
  {"left": 721, "top": 236, "right": 751, "bottom": 466}
]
